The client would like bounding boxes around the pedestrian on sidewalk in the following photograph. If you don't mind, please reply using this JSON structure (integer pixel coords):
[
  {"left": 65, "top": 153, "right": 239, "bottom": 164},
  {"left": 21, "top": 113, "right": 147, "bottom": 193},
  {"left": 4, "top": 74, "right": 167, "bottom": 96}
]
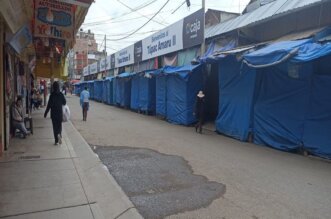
[
  {"left": 194, "top": 90, "right": 205, "bottom": 134},
  {"left": 44, "top": 81, "right": 66, "bottom": 145},
  {"left": 80, "top": 87, "right": 90, "bottom": 121},
  {"left": 12, "top": 96, "right": 30, "bottom": 138}
]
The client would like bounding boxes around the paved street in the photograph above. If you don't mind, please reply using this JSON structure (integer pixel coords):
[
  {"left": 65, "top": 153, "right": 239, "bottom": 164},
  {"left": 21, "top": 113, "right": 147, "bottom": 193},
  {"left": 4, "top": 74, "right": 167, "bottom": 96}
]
[{"left": 68, "top": 95, "right": 331, "bottom": 219}]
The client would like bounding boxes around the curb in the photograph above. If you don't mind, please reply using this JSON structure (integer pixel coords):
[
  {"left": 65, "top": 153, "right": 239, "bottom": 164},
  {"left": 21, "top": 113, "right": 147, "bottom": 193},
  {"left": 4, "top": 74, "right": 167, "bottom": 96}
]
[{"left": 63, "top": 121, "right": 143, "bottom": 219}]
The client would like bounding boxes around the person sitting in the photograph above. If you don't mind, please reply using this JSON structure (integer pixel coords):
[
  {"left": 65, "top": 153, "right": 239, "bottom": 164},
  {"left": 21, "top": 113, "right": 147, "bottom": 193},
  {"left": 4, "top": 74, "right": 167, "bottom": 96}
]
[
  {"left": 12, "top": 96, "right": 29, "bottom": 138},
  {"left": 35, "top": 91, "right": 43, "bottom": 109},
  {"left": 32, "top": 90, "right": 42, "bottom": 110}
]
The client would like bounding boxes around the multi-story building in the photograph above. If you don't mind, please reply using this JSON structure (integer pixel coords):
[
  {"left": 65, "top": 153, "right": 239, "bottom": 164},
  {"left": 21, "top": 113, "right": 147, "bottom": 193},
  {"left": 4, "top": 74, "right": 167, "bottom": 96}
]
[{"left": 68, "top": 29, "right": 105, "bottom": 79}]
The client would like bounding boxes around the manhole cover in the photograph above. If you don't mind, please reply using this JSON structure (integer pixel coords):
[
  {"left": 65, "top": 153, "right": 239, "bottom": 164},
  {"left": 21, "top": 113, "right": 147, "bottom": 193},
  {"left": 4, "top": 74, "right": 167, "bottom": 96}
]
[
  {"left": 93, "top": 146, "right": 226, "bottom": 219},
  {"left": 19, "top": 155, "right": 41, "bottom": 160}
]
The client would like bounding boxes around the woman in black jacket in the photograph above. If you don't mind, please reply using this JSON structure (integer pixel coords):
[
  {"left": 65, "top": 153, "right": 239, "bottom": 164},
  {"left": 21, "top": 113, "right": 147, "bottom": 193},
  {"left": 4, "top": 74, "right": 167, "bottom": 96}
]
[{"left": 44, "top": 82, "right": 66, "bottom": 145}]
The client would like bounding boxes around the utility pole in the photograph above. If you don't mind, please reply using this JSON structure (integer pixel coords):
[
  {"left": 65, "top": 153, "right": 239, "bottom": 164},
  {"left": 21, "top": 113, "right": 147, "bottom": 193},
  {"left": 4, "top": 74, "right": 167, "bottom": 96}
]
[
  {"left": 104, "top": 34, "right": 107, "bottom": 77},
  {"left": 200, "top": 0, "right": 205, "bottom": 56}
]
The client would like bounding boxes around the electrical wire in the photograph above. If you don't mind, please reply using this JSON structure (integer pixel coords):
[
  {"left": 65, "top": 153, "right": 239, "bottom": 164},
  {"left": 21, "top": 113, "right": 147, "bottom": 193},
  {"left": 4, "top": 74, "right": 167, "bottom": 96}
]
[
  {"left": 116, "top": 0, "right": 168, "bottom": 26},
  {"left": 106, "top": 0, "right": 170, "bottom": 41}
]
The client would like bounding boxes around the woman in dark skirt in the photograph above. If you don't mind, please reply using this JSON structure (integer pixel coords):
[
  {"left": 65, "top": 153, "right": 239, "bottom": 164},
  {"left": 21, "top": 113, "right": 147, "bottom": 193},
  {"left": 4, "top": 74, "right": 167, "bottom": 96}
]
[
  {"left": 44, "top": 82, "right": 66, "bottom": 145},
  {"left": 194, "top": 90, "right": 205, "bottom": 134}
]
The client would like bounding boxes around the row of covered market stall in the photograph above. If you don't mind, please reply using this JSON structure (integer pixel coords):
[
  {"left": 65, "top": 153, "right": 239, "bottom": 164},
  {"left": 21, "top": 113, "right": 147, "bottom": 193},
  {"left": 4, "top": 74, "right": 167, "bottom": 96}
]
[
  {"left": 75, "top": 0, "right": 331, "bottom": 160},
  {"left": 75, "top": 27, "right": 331, "bottom": 160}
]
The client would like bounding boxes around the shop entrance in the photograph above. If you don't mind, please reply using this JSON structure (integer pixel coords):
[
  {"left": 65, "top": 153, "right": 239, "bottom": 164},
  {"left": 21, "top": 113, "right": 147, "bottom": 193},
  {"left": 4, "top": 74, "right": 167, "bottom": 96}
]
[{"left": 204, "top": 63, "right": 219, "bottom": 125}]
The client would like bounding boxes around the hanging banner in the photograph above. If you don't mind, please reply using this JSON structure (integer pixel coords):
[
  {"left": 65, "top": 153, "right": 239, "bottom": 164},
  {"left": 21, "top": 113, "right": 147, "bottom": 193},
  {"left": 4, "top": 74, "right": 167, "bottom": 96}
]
[
  {"left": 115, "top": 45, "right": 134, "bottom": 68},
  {"left": 56, "top": 0, "right": 92, "bottom": 7},
  {"left": 9, "top": 25, "right": 32, "bottom": 54},
  {"left": 34, "top": 0, "right": 74, "bottom": 41}
]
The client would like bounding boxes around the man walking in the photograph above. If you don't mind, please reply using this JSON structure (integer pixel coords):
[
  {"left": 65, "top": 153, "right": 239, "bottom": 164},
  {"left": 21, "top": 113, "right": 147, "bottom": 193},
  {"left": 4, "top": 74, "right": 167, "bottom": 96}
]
[{"left": 80, "top": 87, "right": 90, "bottom": 121}]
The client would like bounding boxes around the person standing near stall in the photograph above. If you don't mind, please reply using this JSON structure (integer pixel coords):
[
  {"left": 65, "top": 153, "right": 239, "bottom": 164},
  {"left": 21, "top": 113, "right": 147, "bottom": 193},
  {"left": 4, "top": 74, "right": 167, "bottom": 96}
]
[
  {"left": 44, "top": 81, "right": 66, "bottom": 145},
  {"left": 80, "top": 87, "right": 90, "bottom": 121},
  {"left": 194, "top": 90, "right": 205, "bottom": 134}
]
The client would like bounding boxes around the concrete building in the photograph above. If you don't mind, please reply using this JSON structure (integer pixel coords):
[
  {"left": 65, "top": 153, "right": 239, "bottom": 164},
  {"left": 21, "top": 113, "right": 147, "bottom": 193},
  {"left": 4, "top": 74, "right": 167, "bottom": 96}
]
[{"left": 69, "top": 29, "right": 106, "bottom": 79}]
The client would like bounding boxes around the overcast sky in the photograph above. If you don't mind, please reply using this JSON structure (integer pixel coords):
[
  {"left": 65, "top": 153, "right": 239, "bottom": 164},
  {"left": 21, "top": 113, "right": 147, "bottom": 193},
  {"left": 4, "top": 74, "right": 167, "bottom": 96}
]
[{"left": 81, "top": 0, "right": 251, "bottom": 54}]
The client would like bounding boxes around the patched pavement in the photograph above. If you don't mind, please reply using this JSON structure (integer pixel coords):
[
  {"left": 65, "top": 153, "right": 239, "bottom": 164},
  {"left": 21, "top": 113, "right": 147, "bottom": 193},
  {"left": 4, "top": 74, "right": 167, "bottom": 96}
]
[{"left": 93, "top": 146, "right": 225, "bottom": 219}]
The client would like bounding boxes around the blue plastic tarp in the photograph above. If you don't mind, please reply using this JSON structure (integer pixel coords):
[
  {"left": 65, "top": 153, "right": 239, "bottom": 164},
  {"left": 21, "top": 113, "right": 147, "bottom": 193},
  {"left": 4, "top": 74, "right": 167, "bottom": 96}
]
[
  {"left": 115, "top": 76, "right": 131, "bottom": 107},
  {"left": 166, "top": 64, "right": 203, "bottom": 125},
  {"left": 253, "top": 62, "right": 312, "bottom": 151},
  {"left": 130, "top": 75, "right": 140, "bottom": 110},
  {"left": 156, "top": 75, "right": 167, "bottom": 117},
  {"left": 302, "top": 74, "right": 331, "bottom": 159},
  {"left": 139, "top": 76, "right": 156, "bottom": 112},
  {"left": 215, "top": 56, "right": 257, "bottom": 141},
  {"left": 163, "top": 64, "right": 201, "bottom": 81},
  {"left": 244, "top": 39, "right": 312, "bottom": 66},
  {"left": 94, "top": 80, "right": 103, "bottom": 102},
  {"left": 102, "top": 77, "right": 114, "bottom": 105},
  {"left": 87, "top": 81, "right": 94, "bottom": 100}
]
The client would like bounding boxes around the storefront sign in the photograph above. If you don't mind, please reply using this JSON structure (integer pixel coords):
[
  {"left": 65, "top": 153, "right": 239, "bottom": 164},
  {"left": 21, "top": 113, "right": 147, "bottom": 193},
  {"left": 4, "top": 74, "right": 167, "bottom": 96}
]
[
  {"left": 89, "top": 62, "right": 98, "bottom": 74},
  {"left": 182, "top": 9, "right": 204, "bottom": 49},
  {"left": 115, "top": 45, "right": 134, "bottom": 68},
  {"left": 107, "top": 9, "right": 204, "bottom": 66},
  {"left": 134, "top": 41, "right": 143, "bottom": 63},
  {"left": 57, "top": 0, "right": 92, "bottom": 7},
  {"left": 34, "top": 0, "right": 74, "bottom": 41},
  {"left": 142, "top": 21, "right": 183, "bottom": 61},
  {"left": 83, "top": 66, "right": 89, "bottom": 76},
  {"left": 9, "top": 25, "right": 32, "bottom": 54},
  {"left": 105, "top": 55, "right": 111, "bottom": 70},
  {"left": 111, "top": 54, "right": 115, "bottom": 69},
  {"left": 99, "top": 58, "right": 106, "bottom": 71}
]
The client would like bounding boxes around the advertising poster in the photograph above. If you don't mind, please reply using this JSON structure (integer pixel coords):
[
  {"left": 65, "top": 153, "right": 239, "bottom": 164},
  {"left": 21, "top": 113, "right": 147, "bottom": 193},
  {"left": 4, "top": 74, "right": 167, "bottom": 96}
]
[{"left": 34, "top": 0, "right": 74, "bottom": 41}]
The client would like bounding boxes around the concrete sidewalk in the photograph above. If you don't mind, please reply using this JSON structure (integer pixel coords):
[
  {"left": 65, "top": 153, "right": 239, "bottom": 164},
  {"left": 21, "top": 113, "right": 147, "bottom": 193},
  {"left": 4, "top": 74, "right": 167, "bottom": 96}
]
[{"left": 0, "top": 110, "right": 141, "bottom": 219}]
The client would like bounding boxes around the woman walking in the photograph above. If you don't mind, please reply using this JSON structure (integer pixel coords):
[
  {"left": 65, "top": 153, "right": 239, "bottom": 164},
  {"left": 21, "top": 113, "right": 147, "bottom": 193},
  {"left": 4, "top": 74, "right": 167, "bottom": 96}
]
[
  {"left": 194, "top": 90, "right": 205, "bottom": 134},
  {"left": 44, "top": 81, "right": 66, "bottom": 145}
]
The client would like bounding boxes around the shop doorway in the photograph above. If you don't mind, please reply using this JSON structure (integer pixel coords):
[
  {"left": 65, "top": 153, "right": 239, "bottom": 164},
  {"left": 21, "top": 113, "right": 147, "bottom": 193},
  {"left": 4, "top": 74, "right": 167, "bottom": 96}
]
[{"left": 203, "top": 63, "right": 219, "bottom": 127}]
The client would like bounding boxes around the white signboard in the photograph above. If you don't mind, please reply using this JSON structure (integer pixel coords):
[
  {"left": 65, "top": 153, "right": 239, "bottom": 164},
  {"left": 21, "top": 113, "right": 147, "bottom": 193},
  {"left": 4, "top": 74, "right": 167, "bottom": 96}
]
[
  {"left": 90, "top": 62, "right": 98, "bottom": 74},
  {"left": 105, "top": 55, "right": 111, "bottom": 70},
  {"left": 115, "top": 45, "right": 134, "bottom": 68},
  {"left": 83, "top": 66, "right": 89, "bottom": 76},
  {"left": 99, "top": 58, "right": 106, "bottom": 71},
  {"left": 142, "top": 20, "right": 183, "bottom": 61}
]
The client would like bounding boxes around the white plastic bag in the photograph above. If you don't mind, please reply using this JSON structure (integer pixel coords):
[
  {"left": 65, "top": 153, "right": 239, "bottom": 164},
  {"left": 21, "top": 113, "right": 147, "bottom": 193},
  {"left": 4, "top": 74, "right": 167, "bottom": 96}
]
[{"left": 62, "top": 105, "right": 70, "bottom": 122}]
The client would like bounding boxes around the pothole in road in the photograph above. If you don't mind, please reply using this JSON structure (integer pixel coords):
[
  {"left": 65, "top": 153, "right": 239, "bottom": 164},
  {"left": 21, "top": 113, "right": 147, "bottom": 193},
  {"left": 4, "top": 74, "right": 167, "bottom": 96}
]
[{"left": 92, "top": 145, "right": 226, "bottom": 219}]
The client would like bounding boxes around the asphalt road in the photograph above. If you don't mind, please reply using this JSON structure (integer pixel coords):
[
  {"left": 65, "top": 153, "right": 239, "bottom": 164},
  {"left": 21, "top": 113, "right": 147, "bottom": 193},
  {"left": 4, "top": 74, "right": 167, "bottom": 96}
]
[{"left": 68, "top": 95, "right": 331, "bottom": 219}]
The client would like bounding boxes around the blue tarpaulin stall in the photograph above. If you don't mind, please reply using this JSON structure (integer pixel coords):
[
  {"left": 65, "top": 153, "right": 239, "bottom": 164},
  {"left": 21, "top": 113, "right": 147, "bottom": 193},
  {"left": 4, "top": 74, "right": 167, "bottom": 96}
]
[
  {"left": 155, "top": 74, "right": 167, "bottom": 117},
  {"left": 115, "top": 73, "right": 132, "bottom": 108},
  {"left": 103, "top": 77, "right": 114, "bottom": 105},
  {"left": 74, "top": 83, "right": 81, "bottom": 95},
  {"left": 94, "top": 80, "right": 103, "bottom": 102},
  {"left": 162, "top": 64, "right": 203, "bottom": 125},
  {"left": 130, "top": 73, "right": 140, "bottom": 111},
  {"left": 243, "top": 40, "right": 331, "bottom": 159},
  {"left": 87, "top": 81, "right": 94, "bottom": 100},
  {"left": 131, "top": 70, "right": 159, "bottom": 113},
  {"left": 215, "top": 56, "right": 257, "bottom": 141}
]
